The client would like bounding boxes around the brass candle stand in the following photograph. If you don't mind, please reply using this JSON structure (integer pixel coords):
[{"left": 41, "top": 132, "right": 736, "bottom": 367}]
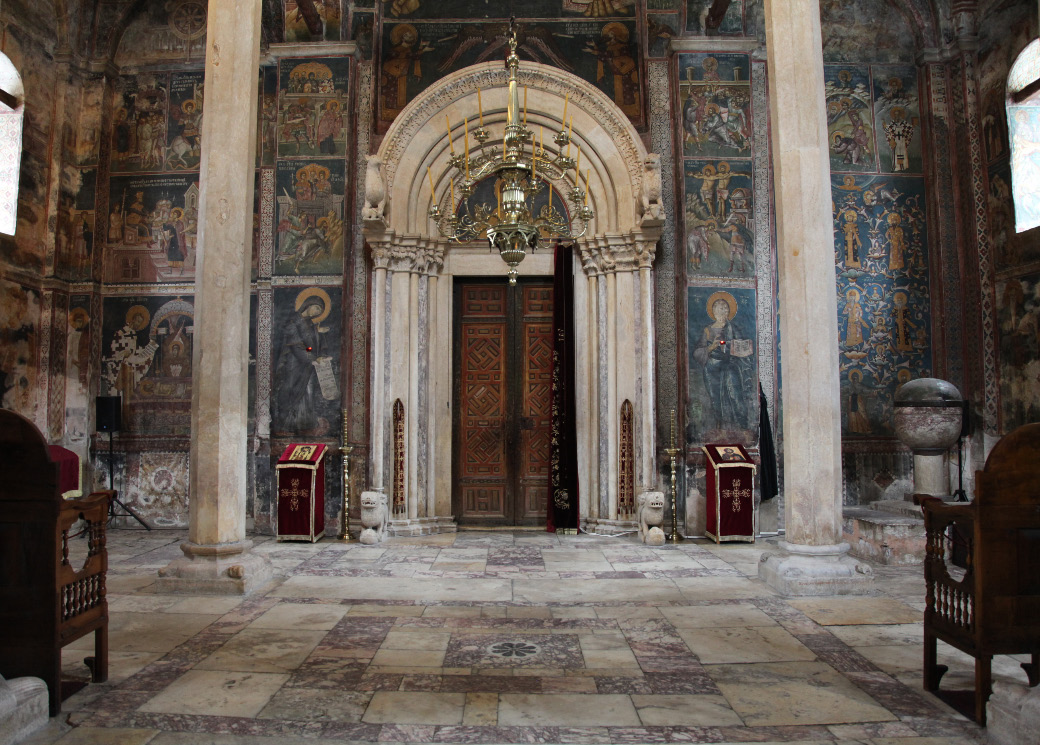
[
  {"left": 339, "top": 411, "right": 354, "bottom": 542},
  {"left": 666, "top": 409, "right": 683, "bottom": 543}
]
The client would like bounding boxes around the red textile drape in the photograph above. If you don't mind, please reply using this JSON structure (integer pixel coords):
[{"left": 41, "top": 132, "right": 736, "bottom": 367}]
[{"left": 547, "top": 244, "right": 580, "bottom": 532}]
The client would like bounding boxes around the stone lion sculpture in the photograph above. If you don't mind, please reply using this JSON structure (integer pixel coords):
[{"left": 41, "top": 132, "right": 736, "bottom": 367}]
[
  {"left": 359, "top": 490, "right": 389, "bottom": 545},
  {"left": 362, "top": 155, "right": 386, "bottom": 222},
  {"left": 637, "top": 491, "right": 666, "bottom": 545},
  {"left": 640, "top": 153, "right": 663, "bottom": 223}
]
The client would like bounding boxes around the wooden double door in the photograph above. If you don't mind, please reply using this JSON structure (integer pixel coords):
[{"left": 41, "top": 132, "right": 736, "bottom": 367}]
[{"left": 453, "top": 279, "right": 554, "bottom": 526}]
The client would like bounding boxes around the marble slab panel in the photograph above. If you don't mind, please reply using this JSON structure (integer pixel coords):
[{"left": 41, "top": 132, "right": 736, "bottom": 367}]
[
  {"left": 272, "top": 576, "right": 512, "bottom": 602},
  {"left": 678, "top": 626, "right": 817, "bottom": 664},
  {"left": 708, "top": 661, "right": 898, "bottom": 726},
  {"left": 361, "top": 691, "right": 466, "bottom": 725},
  {"left": 661, "top": 603, "right": 777, "bottom": 629},
  {"left": 256, "top": 688, "right": 371, "bottom": 722},
  {"left": 787, "top": 597, "right": 920, "bottom": 626},
  {"left": 497, "top": 694, "right": 642, "bottom": 727},
  {"left": 631, "top": 694, "right": 743, "bottom": 726},
  {"left": 137, "top": 670, "right": 290, "bottom": 718},
  {"left": 248, "top": 603, "right": 348, "bottom": 631},
  {"left": 512, "top": 579, "right": 685, "bottom": 605},
  {"left": 194, "top": 628, "right": 326, "bottom": 673}
]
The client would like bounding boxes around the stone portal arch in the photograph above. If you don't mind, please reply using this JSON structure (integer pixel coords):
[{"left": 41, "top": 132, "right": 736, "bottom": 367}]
[{"left": 363, "top": 60, "right": 664, "bottom": 533}]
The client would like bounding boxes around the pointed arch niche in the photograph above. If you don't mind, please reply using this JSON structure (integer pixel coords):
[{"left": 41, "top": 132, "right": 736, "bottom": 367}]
[{"left": 363, "top": 60, "right": 664, "bottom": 534}]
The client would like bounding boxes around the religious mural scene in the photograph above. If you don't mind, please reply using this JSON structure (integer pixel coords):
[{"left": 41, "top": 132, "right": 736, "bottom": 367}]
[
  {"left": 684, "top": 159, "right": 754, "bottom": 278},
  {"left": 100, "top": 295, "right": 195, "bottom": 435},
  {"left": 104, "top": 173, "right": 200, "bottom": 282},
  {"left": 275, "top": 160, "right": 346, "bottom": 276},
  {"left": 284, "top": 0, "right": 343, "bottom": 42},
  {"left": 685, "top": 0, "right": 743, "bottom": 35},
  {"left": 271, "top": 285, "right": 342, "bottom": 438},
  {"left": 64, "top": 296, "right": 93, "bottom": 448},
  {"left": 687, "top": 287, "right": 757, "bottom": 446},
  {"left": 277, "top": 57, "right": 349, "bottom": 158},
  {"left": 55, "top": 166, "right": 97, "bottom": 281},
  {"left": 833, "top": 174, "right": 932, "bottom": 436},
  {"left": 678, "top": 53, "right": 752, "bottom": 158},
  {"left": 998, "top": 272, "right": 1040, "bottom": 430},
  {"left": 379, "top": 17, "right": 643, "bottom": 129}
]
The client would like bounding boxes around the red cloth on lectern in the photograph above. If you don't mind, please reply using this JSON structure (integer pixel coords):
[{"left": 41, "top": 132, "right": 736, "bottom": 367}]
[
  {"left": 703, "top": 444, "right": 756, "bottom": 542},
  {"left": 48, "top": 445, "right": 81, "bottom": 497},
  {"left": 276, "top": 444, "right": 326, "bottom": 541}
]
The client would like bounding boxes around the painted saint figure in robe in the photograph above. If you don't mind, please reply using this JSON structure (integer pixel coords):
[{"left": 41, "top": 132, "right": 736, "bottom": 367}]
[
  {"left": 584, "top": 23, "right": 641, "bottom": 119},
  {"left": 274, "top": 289, "right": 333, "bottom": 435},
  {"left": 381, "top": 24, "right": 433, "bottom": 123},
  {"left": 845, "top": 289, "right": 868, "bottom": 346},
  {"left": 692, "top": 292, "right": 754, "bottom": 432}
]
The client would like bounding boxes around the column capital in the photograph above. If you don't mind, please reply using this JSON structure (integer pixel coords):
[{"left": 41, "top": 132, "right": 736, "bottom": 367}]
[
  {"left": 578, "top": 229, "right": 660, "bottom": 276},
  {"left": 369, "top": 234, "right": 445, "bottom": 275}
]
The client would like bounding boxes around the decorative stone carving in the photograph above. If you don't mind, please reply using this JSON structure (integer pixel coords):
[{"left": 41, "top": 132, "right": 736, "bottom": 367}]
[
  {"left": 362, "top": 155, "right": 386, "bottom": 224},
  {"left": 640, "top": 154, "right": 663, "bottom": 225},
  {"left": 637, "top": 491, "right": 665, "bottom": 543},
  {"left": 359, "top": 490, "right": 389, "bottom": 545}
]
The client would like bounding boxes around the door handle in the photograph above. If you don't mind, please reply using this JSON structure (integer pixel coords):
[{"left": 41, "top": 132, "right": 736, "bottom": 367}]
[{"left": 519, "top": 416, "right": 534, "bottom": 430}]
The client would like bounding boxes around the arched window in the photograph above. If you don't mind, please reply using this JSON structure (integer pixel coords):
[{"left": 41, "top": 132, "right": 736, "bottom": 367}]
[
  {"left": 1008, "top": 39, "right": 1040, "bottom": 233},
  {"left": 0, "top": 52, "right": 23, "bottom": 237}
]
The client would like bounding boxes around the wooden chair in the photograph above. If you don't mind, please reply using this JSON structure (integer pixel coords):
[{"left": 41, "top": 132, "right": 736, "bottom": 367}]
[
  {"left": 921, "top": 422, "right": 1040, "bottom": 725},
  {"left": 0, "top": 409, "right": 113, "bottom": 716}
]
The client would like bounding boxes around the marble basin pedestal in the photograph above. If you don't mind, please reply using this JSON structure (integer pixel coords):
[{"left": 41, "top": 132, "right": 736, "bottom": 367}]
[{"left": 893, "top": 378, "right": 964, "bottom": 500}]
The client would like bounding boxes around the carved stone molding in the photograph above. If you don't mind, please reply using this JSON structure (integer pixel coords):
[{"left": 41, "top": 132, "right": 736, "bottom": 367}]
[
  {"left": 579, "top": 231, "right": 661, "bottom": 275},
  {"left": 369, "top": 233, "right": 446, "bottom": 276}
]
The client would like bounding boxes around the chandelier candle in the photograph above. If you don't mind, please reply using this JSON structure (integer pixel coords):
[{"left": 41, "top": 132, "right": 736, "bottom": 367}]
[{"left": 427, "top": 21, "right": 594, "bottom": 284}]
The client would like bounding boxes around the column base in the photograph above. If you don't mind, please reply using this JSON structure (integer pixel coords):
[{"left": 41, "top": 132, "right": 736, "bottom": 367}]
[
  {"left": 387, "top": 516, "right": 457, "bottom": 537},
  {"left": 156, "top": 539, "right": 275, "bottom": 595},
  {"left": 758, "top": 540, "right": 874, "bottom": 596},
  {"left": 582, "top": 518, "right": 638, "bottom": 535},
  {"left": 0, "top": 675, "right": 47, "bottom": 745}
]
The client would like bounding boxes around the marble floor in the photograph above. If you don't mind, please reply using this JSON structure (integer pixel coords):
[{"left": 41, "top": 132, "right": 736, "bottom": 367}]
[{"left": 23, "top": 528, "right": 1027, "bottom": 745}]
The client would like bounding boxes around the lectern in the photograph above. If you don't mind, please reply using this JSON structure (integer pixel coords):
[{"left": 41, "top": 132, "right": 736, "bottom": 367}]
[
  {"left": 703, "top": 443, "right": 757, "bottom": 543},
  {"left": 276, "top": 443, "right": 327, "bottom": 542}
]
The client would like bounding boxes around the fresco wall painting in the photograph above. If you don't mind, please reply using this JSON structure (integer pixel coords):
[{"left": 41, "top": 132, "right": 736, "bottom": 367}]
[
  {"left": 271, "top": 285, "right": 342, "bottom": 438},
  {"left": 378, "top": 17, "right": 643, "bottom": 129},
  {"left": 825, "top": 63, "right": 932, "bottom": 438},
  {"left": 65, "top": 295, "right": 92, "bottom": 448},
  {"left": 997, "top": 272, "right": 1040, "bottom": 430},
  {"left": 687, "top": 287, "right": 757, "bottom": 445},
  {"left": 100, "top": 294, "right": 195, "bottom": 436},
  {"left": 277, "top": 57, "right": 349, "bottom": 159},
  {"left": 104, "top": 173, "right": 200, "bottom": 283},
  {"left": 685, "top": 0, "right": 744, "bottom": 35},
  {"left": 678, "top": 52, "right": 759, "bottom": 449}
]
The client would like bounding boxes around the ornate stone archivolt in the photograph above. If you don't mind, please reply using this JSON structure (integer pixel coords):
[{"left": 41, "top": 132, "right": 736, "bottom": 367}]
[{"left": 371, "top": 60, "right": 658, "bottom": 242}]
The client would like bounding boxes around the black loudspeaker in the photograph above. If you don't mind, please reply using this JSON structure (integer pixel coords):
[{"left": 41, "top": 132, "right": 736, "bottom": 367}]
[{"left": 96, "top": 396, "right": 122, "bottom": 432}]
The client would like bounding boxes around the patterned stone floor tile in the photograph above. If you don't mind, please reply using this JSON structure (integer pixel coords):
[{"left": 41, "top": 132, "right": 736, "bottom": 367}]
[{"left": 444, "top": 633, "right": 584, "bottom": 669}]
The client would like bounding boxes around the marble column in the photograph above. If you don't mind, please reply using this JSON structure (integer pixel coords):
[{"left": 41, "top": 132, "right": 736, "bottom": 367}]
[
  {"left": 158, "top": 0, "right": 272, "bottom": 594},
  {"left": 758, "top": 0, "right": 872, "bottom": 594}
]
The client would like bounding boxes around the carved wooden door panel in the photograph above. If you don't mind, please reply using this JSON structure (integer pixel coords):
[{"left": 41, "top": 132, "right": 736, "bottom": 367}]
[
  {"left": 453, "top": 280, "right": 553, "bottom": 526},
  {"left": 516, "top": 285, "right": 553, "bottom": 524}
]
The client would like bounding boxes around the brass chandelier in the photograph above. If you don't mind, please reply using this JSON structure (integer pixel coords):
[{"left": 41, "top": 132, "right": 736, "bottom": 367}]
[{"left": 427, "top": 22, "right": 594, "bottom": 284}]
